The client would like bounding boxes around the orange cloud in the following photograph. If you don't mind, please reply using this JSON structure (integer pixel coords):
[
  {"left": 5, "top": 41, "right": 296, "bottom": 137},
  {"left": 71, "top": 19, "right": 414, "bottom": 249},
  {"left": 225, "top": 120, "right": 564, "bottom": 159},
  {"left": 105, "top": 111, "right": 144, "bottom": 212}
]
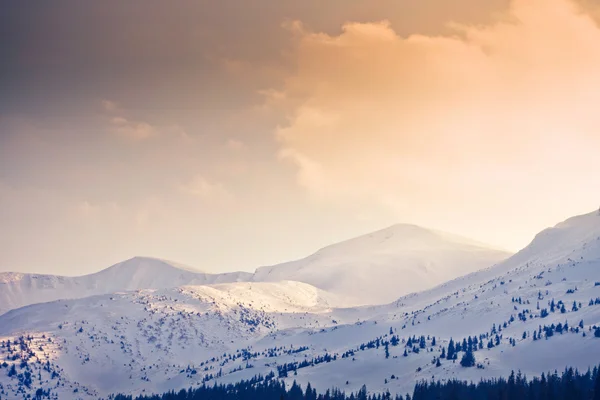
[
  {"left": 268, "top": 0, "right": 600, "bottom": 249},
  {"left": 104, "top": 101, "right": 189, "bottom": 142},
  {"left": 226, "top": 138, "right": 245, "bottom": 151},
  {"left": 178, "top": 174, "right": 233, "bottom": 203},
  {"left": 101, "top": 99, "right": 118, "bottom": 112},
  {"left": 110, "top": 117, "right": 157, "bottom": 141}
]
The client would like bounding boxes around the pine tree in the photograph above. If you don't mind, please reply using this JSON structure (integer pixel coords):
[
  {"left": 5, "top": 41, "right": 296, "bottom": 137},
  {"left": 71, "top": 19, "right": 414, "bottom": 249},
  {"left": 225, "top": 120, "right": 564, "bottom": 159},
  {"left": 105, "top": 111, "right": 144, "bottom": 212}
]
[
  {"left": 306, "top": 383, "right": 317, "bottom": 400},
  {"left": 447, "top": 338, "right": 455, "bottom": 360},
  {"left": 289, "top": 380, "right": 303, "bottom": 400},
  {"left": 357, "top": 385, "right": 367, "bottom": 400},
  {"left": 460, "top": 350, "right": 475, "bottom": 368},
  {"left": 594, "top": 367, "right": 600, "bottom": 400},
  {"left": 385, "top": 343, "right": 389, "bottom": 359}
]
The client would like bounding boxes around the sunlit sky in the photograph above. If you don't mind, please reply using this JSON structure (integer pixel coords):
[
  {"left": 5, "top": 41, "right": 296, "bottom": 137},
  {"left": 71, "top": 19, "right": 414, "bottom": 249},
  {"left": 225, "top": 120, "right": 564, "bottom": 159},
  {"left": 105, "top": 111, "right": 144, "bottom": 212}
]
[{"left": 2, "top": 0, "right": 600, "bottom": 276}]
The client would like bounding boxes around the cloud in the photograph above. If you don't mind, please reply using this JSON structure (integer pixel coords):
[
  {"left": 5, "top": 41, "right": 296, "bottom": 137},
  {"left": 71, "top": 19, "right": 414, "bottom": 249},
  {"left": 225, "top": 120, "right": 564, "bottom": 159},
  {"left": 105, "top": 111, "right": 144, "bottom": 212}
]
[
  {"left": 109, "top": 116, "right": 157, "bottom": 141},
  {"left": 226, "top": 138, "right": 245, "bottom": 151},
  {"left": 266, "top": 0, "right": 600, "bottom": 248},
  {"left": 179, "top": 174, "right": 232, "bottom": 202},
  {"left": 76, "top": 200, "right": 121, "bottom": 220},
  {"left": 101, "top": 99, "right": 118, "bottom": 112},
  {"left": 103, "top": 100, "right": 189, "bottom": 142}
]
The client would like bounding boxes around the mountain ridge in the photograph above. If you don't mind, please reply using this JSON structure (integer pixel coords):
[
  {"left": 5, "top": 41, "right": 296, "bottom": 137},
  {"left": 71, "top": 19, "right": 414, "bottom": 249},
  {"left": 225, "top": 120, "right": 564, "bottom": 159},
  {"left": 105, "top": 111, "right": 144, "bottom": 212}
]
[
  {"left": 0, "top": 224, "right": 510, "bottom": 314},
  {"left": 0, "top": 210, "right": 599, "bottom": 399},
  {"left": 253, "top": 223, "right": 511, "bottom": 305},
  {"left": 0, "top": 256, "right": 253, "bottom": 316}
]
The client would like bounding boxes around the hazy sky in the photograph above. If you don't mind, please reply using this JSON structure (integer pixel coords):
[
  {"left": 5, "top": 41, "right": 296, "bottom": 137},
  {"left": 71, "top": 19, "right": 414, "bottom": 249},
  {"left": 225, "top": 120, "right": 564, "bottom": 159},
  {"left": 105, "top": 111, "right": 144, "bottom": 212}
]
[{"left": 2, "top": 0, "right": 600, "bottom": 275}]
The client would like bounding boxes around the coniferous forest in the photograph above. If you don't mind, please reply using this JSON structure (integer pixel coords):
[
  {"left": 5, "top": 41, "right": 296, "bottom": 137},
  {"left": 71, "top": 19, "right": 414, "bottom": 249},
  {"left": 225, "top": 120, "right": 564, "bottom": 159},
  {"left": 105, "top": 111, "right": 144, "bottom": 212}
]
[{"left": 113, "top": 363, "right": 600, "bottom": 400}]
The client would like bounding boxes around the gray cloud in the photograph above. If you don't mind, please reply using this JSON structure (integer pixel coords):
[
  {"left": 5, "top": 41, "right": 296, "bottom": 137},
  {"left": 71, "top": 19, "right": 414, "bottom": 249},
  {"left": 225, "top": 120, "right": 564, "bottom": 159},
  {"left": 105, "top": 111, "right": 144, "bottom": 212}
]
[{"left": 3, "top": 0, "right": 598, "bottom": 276}]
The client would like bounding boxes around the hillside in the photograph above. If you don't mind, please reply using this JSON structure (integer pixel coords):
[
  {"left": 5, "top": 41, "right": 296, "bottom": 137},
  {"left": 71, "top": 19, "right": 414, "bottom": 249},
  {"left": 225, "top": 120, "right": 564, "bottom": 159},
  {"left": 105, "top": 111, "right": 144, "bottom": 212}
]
[
  {"left": 0, "top": 257, "right": 252, "bottom": 316},
  {"left": 0, "top": 225, "right": 509, "bottom": 315},
  {"left": 0, "top": 280, "right": 361, "bottom": 399},
  {"left": 255, "top": 211, "right": 600, "bottom": 396},
  {"left": 0, "top": 212, "right": 598, "bottom": 399},
  {"left": 253, "top": 224, "right": 511, "bottom": 305}
]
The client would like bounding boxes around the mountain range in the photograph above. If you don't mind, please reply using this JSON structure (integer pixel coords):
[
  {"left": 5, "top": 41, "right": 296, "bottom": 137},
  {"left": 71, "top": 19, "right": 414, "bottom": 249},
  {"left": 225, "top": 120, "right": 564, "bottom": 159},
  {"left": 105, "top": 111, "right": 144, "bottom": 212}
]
[
  {"left": 0, "top": 213, "right": 599, "bottom": 400},
  {"left": 0, "top": 223, "right": 509, "bottom": 315}
]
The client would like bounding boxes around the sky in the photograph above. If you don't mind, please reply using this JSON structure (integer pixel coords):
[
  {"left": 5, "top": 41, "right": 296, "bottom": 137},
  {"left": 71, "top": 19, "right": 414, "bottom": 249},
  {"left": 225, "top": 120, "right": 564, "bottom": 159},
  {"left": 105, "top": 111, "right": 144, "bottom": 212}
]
[{"left": 2, "top": 0, "right": 600, "bottom": 276}]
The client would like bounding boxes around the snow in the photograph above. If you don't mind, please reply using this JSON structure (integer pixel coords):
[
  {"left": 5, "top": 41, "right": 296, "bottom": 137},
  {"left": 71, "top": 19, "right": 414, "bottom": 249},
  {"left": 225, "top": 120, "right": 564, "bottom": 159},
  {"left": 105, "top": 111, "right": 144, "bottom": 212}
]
[
  {"left": 253, "top": 224, "right": 511, "bottom": 305},
  {"left": 0, "top": 257, "right": 253, "bottom": 316},
  {"left": 0, "top": 213, "right": 599, "bottom": 400},
  {"left": 0, "top": 225, "right": 509, "bottom": 315}
]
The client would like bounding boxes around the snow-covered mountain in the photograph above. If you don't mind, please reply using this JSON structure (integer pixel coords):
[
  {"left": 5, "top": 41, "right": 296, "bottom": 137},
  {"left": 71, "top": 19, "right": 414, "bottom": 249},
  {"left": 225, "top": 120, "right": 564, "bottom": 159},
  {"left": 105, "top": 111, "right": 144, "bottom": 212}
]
[
  {"left": 254, "top": 211, "right": 600, "bottom": 395},
  {"left": 254, "top": 224, "right": 511, "bottom": 305},
  {"left": 0, "top": 257, "right": 253, "bottom": 316},
  {"left": 0, "top": 212, "right": 598, "bottom": 400},
  {"left": 0, "top": 280, "right": 363, "bottom": 399},
  {"left": 0, "top": 225, "right": 509, "bottom": 316}
]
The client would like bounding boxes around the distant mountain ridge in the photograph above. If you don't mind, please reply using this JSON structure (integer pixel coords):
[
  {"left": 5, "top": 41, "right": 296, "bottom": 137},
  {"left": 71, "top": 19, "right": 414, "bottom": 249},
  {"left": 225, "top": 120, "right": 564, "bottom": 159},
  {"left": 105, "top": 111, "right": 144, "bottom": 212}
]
[
  {"left": 0, "top": 225, "right": 510, "bottom": 314},
  {"left": 0, "top": 211, "right": 599, "bottom": 399},
  {"left": 253, "top": 223, "right": 512, "bottom": 305},
  {"left": 0, "top": 256, "right": 253, "bottom": 315}
]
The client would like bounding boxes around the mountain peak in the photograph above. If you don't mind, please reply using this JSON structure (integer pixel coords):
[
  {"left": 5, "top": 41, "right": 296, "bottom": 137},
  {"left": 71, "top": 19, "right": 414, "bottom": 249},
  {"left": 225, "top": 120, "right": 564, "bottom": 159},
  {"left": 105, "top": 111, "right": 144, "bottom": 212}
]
[
  {"left": 254, "top": 223, "right": 511, "bottom": 306},
  {"left": 370, "top": 223, "right": 438, "bottom": 241},
  {"left": 315, "top": 223, "right": 507, "bottom": 258},
  {"left": 108, "top": 256, "right": 206, "bottom": 275},
  {"left": 0, "top": 257, "right": 250, "bottom": 316},
  {"left": 552, "top": 209, "right": 600, "bottom": 231},
  {"left": 528, "top": 210, "right": 600, "bottom": 251},
  {"left": 509, "top": 210, "right": 600, "bottom": 265}
]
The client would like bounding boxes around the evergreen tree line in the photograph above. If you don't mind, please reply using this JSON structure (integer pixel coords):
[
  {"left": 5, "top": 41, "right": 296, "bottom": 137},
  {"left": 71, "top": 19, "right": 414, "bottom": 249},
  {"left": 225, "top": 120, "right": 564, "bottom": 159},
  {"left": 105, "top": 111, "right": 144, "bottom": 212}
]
[
  {"left": 112, "top": 363, "right": 600, "bottom": 400},
  {"left": 414, "top": 365, "right": 600, "bottom": 400},
  {"left": 112, "top": 379, "right": 403, "bottom": 400}
]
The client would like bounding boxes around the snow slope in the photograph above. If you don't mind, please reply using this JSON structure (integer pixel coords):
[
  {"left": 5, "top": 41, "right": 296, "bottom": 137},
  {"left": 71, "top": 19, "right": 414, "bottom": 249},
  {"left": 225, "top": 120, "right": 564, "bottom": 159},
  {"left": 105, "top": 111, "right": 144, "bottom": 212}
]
[
  {"left": 0, "top": 225, "right": 509, "bottom": 315},
  {"left": 256, "top": 211, "right": 600, "bottom": 396},
  {"left": 0, "top": 280, "right": 360, "bottom": 399},
  {"left": 0, "top": 257, "right": 252, "bottom": 316},
  {"left": 0, "top": 212, "right": 598, "bottom": 400},
  {"left": 253, "top": 224, "right": 511, "bottom": 306}
]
